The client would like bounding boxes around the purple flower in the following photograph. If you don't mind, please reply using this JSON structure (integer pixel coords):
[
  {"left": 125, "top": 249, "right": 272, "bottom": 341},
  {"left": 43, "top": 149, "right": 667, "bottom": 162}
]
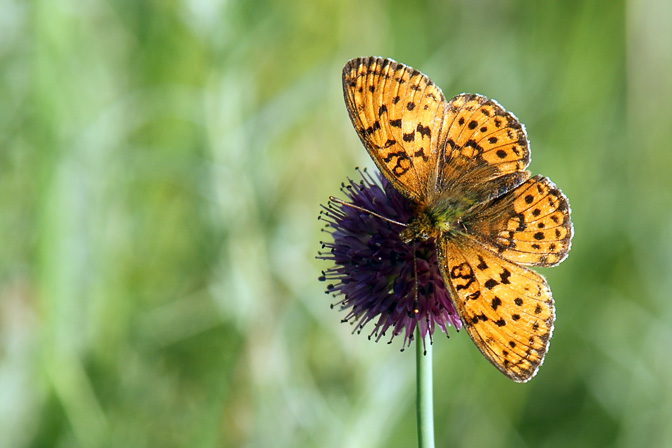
[{"left": 318, "top": 168, "right": 462, "bottom": 350}]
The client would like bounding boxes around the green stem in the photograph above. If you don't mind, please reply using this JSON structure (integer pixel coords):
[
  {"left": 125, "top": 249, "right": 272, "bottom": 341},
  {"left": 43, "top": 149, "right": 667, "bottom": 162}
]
[{"left": 416, "top": 327, "right": 435, "bottom": 448}]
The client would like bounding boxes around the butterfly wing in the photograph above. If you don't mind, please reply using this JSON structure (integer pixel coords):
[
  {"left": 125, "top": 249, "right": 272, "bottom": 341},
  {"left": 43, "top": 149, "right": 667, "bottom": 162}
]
[
  {"left": 436, "top": 235, "right": 554, "bottom": 382},
  {"left": 435, "top": 94, "right": 532, "bottom": 205},
  {"left": 342, "top": 57, "right": 449, "bottom": 203},
  {"left": 465, "top": 175, "right": 573, "bottom": 267}
]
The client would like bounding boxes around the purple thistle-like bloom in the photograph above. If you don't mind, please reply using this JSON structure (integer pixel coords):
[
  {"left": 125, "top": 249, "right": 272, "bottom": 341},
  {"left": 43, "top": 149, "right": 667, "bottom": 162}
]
[{"left": 318, "top": 168, "right": 462, "bottom": 349}]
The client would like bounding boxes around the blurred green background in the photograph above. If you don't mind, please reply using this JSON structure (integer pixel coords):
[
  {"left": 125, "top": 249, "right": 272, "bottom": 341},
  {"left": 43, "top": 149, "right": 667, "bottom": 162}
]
[{"left": 2, "top": 0, "right": 672, "bottom": 447}]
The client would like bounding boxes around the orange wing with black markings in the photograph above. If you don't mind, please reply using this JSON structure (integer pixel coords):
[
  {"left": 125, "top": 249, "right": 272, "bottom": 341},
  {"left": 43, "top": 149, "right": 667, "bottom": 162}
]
[
  {"left": 466, "top": 175, "right": 573, "bottom": 267},
  {"left": 342, "top": 57, "right": 449, "bottom": 203},
  {"left": 436, "top": 94, "right": 532, "bottom": 206},
  {"left": 436, "top": 236, "right": 554, "bottom": 382}
]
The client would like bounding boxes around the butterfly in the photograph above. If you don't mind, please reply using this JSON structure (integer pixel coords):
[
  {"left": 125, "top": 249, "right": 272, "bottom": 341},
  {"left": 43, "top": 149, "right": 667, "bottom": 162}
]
[{"left": 342, "top": 56, "right": 573, "bottom": 382}]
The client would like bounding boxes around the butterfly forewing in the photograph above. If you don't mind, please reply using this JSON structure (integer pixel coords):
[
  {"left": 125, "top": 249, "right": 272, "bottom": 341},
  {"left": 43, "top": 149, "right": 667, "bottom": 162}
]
[
  {"left": 343, "top": 57, "right": 448, "bottom": 203},
  {"left": 466, "top": 175, "right": 573, "bottom": 267},
  {"left": 437, "top": 94, "right": 531, "bottom": 202},
  {"left": 436, "top": 236, "right": 555, "bottom": 382}
]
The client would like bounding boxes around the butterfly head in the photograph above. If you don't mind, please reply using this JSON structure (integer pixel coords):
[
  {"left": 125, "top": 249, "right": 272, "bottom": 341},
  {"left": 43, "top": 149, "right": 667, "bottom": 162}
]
[{"left": 399, "top": 212, "right": 436, "bottom": 244}]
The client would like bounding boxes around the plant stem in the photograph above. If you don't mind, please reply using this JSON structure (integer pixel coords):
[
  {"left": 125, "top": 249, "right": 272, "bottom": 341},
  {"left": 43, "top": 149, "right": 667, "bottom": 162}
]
[{"left": 416, "top": 327, "right": 435, "bottom": 448}]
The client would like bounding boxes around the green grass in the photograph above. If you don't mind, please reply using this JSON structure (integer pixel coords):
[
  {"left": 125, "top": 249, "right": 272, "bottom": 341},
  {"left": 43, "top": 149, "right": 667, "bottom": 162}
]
[{"left": 1, "top": 0, "right": 672, "bottom": 447}]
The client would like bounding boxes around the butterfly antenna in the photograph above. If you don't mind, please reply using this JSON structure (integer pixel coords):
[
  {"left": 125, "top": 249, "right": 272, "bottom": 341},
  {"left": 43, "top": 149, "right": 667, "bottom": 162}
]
[{"left": 328, "top": 196, "right": 407, "bottom": 227}]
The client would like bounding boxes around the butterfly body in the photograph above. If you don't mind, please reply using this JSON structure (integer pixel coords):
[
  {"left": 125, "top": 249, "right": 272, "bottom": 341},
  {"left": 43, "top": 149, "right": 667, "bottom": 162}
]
[
  {"left": 342, "top": 56, "right": 573, "bottom": 382},
  {"left": 400, "top": 195, "right": 471, "bottom": 243}
]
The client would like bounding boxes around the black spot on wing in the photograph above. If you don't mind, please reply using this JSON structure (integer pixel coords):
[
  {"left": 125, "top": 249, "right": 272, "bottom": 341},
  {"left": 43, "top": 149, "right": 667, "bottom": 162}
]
[
  {"left": 416, "top": 123, "right": 431, "bottom": 138},
  {"left": 365, "top": 121, "right": 381, "bottom": 135},
  {"left": 491, "top": 297, "right": 502, "bottom": 310},
  {"left": 413, "top": 147, "right": 429, "bottom": 162}
]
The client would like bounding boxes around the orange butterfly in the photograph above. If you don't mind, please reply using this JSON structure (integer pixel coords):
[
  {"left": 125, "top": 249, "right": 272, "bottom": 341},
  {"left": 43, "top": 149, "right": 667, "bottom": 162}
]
[{"left": 342, "top": 57, "right": 573, "bottom": 382}]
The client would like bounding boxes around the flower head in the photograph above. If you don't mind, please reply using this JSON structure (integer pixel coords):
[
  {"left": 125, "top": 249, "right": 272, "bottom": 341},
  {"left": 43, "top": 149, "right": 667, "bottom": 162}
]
[{"left": 318, "top": 168, "right": 462, "bottom": 349}]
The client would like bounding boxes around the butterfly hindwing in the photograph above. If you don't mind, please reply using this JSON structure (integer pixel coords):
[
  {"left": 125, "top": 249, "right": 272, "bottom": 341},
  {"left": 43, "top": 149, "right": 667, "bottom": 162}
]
[
  {"left": 342, "top": 57, "right": 448, "bottom": 203},
  {"left": 466, "top": 175, "right": 573, "bottom": 267},
  {"left": 436, "top": 235, "right": 555, "bottom": 382}
]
